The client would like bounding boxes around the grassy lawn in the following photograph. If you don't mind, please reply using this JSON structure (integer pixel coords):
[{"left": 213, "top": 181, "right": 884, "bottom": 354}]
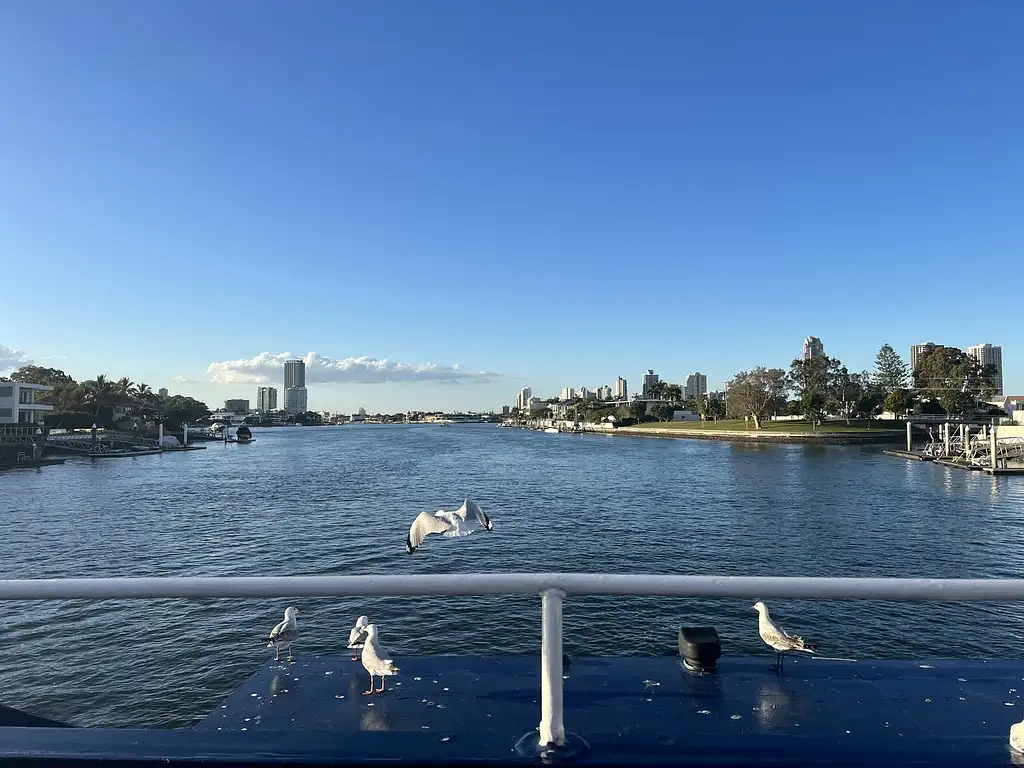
[{"left": 627, "top": 419, "right": 903, "bottom": 434}]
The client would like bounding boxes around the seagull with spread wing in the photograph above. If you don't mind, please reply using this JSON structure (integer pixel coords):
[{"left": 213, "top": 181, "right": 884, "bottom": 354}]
[{"left": 406, "top": 499, "right": 494, "bottom": 554}]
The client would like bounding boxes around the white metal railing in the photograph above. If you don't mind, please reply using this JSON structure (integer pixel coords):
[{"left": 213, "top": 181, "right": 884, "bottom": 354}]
[{"left": 5, "top": 573, "right": 1024, "bottom": 748}]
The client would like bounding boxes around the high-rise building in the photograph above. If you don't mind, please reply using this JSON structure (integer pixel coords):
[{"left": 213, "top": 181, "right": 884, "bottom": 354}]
[
  {"left": 802, "top": 336, "right": 824, "bottom": 360},
  {"left": 559, "top": 387, "right": 574, "bottom": 401},
  {"left": 910, "top": 342, "right": 940, "bottom": 374},
  {"left": 685, "top": 372, "right": 708, "bottom": 401},
  {"left": 597, "top": 385, "right": 612, "bottom": 400},
  {"left": 225, "top": 399, "right": 250, "bottom": 413},
  {"left": 257, "top": 386, "right": 278, "bottom": 412},
  {"left": 615, "top": 377, "right": 628, "bottom": 400},
  {"left": 157, "top": 388, "right": 168, "bottom": 399},
  {"left": 501, "top": 405, "right": 510, "bottom": 416},
  {"left": 641, "top": 370, "right": 659, "bottom": 400},
  {"left": 284, "top": 387, "right": 308, "bottom": 414},
  {"left": 968, "top": 344, "right": 1003, "bottom": 396},
  {"left": 284, "top": 359, "right": 306, "bottom": 390},
  {"left": 515, "top": 387, "right": 532, "bottom": 410}
]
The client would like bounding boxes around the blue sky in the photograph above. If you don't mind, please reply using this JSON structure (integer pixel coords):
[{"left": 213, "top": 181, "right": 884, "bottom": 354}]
[{"left": 1, "top": 1, "right": 1021, "bottom": 412}]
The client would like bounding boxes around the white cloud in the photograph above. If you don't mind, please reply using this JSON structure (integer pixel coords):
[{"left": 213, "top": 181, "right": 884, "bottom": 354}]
[
  {"left": 172, "top": 375, "right": 190, "bottom": 383},
  {"left": 0, "top": 344, "right": 31, "bottom": 371},
  {"left": 206, "top": 352, "right": 500, "bottom": 385}
]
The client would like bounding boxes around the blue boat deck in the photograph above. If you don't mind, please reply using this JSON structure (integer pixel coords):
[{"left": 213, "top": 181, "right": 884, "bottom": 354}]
[{"left": 4, "top": 655, "right": 1024, "bottom": 765}]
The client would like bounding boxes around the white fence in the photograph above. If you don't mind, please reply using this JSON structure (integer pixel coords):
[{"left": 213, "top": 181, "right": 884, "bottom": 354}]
[{"left": 4, "top": 573, "right": 1024, "bottom": 748}]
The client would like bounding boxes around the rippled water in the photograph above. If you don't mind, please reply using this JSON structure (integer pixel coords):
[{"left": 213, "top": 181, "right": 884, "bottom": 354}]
[{"left": 3, "top": 424, "right": 1024, "bottom": 727}]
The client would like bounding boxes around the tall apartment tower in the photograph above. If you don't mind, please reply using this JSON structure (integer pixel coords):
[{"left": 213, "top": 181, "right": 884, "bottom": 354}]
[
  {"left": 615, "top": 377, "right": 628, "bottom": 400},
  {"left": 641, "top": 369, "right": 659, "bottom": 399},
  {"left": 257, "top": 386, "right": 278, "bottom": 412},
  {"left": 802, "top": 336, "right": 824, "bottom": 360},
  {"left": 283, "top": 359, "right": 307, "bottom": 414}
]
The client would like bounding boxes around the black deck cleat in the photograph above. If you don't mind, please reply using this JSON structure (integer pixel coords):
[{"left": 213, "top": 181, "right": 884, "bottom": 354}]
[{"left": 678, "top": 626, "right": 722, "bottom": 674}]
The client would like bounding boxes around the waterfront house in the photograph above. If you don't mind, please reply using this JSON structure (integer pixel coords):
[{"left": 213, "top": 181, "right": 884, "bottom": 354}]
[{"left": 0, "top": 382, "right": 54, "bottom": 425}]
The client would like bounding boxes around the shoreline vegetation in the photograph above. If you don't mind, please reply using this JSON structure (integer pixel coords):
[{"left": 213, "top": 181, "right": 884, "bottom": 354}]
[{"left": 613, "top": 419, "right": 905, "bottom": 444}]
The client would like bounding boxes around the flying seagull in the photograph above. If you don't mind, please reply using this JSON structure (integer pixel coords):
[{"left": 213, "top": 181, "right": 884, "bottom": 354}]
[
  {"left": 360, "top": 624, "right": 399, "bottom": 694},
  {"left": 752, "top": 601, "right": 816, "bottom": 671},
  {"left": 347, "top": 615, "right": 370, "bottom": 660},
  {"left": 266, "top": 606, "right": 299, "bottom": 663},
  {"left": 406, "top": 499, "right": 494, "bottom": 554}
]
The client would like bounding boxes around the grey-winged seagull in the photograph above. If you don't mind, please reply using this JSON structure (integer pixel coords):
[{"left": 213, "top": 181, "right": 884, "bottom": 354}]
[
  {"left": 752, "top": 601, "right": 816, "bottom": 671},
  {"left": 360, "top": 623, "right": 400, "bottom": 694},
  {"left": 406, "top": 499, "right": 494, "bottom": 554},
  {"left": 347, "top": 615, "right": 369, "bottom": 660},
  {"left": 266, "top": 606, "right": 298, "bottom": 663}
]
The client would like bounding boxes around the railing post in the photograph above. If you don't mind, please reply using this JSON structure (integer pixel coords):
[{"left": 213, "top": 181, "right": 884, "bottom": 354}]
[{"left": 539, "top": 588, "right": 565, "bottom": 747}]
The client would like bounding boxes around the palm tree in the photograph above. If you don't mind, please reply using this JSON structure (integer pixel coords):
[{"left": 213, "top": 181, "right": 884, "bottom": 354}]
[{"left": 84, "top": 374, "right": 116, "bottom": 423}]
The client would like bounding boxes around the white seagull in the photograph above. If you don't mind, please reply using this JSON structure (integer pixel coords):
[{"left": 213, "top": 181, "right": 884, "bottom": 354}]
[
  {"left": 752, "top": 601, "right": 816, "bottom": 671},
  {"left": 405, "top": 499, "right": 494, "bottom": 554},
  {"left": 347, "top": 615, "right": 370, "bottom": 660},
  {"left": 360, "top": 624, "right": 399, "bottom": 694},
  {"left": 266, "top": 606, "right": 299, "bottom": 663}
]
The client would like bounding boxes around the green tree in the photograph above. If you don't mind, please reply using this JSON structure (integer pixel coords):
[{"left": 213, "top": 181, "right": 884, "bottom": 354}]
[
  {"left": 788, "top": 357, "right": 831, "bottom": 424},
  {"left": 726, "top": 367, "right": 788, "bottom": 429},
  {"left": 874, "top": 344, "right": 909, "bottom": 395},
  {"left": 663, "top": 383, "right": 683, "bottom": 403},
  {"left": 650, "top": 402, "right": 675, "bottom": 422},
  {"left": 914, "top": 347, "right": 996, "bottom": 415},
  {"left": 706, "top": 398, "right": 726, "bottom": 421},
  {"left": 884, "top": 388, "right": 916, "bottom": 419},
  {"left": 627, "top": 400, "right": 647, "bottom": 421},
  {"left": 10, "top": 365, "right": 76, "bottom": 387},
  {"left": 163, "top": 395, "right": 211, "bottom": 429}
]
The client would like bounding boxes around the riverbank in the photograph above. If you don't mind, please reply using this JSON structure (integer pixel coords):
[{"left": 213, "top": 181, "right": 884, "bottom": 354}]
[{"left": 614, "top": 419, "right": 905, "bottom": 444}]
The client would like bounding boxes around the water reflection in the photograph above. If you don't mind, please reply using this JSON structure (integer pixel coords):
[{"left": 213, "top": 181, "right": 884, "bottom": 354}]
[{"left": 755, "top": 678, "right": 798, "bottom": 730}]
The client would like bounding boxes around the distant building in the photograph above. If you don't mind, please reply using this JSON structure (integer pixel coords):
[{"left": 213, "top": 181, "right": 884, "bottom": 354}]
[
  {"left": 501, "top": 405, "right": 510, "bottom": 416},
  {"left": 284, "top": 359, "right": 306, "bottom": 390},
  {"left": 597, "top": 385, "right": 613, "bottom": 400},
  {"left": 559, "top": 387, "right": 574, "bottom": 401},
  {"left": 527, "top": 397, "right": 547, "bottom": 414},
  {"left": 685, "top": 372, "right": 708, "bottom": 401},
  {"left": 802, "top": 336, "right": 824, "bottom": 360},
  {"left": 641, "top": 370, "right": 659, "bottom": 400},
  {"left": 615, "top": 377, "right": 628, "bottom": 400},
  {"left": 968, "top": 343, "right": 1003, "bottom": 396},
  {"left": 0, "top": 382, "right": 53, "bottom": 425},
  {"left": 225, "top": 399, "right": 250, "bottom": 414},
  {"left": 284, "top": 387, "right": 308, "bottom": 414},
  {"left": 577, "top": 387, "right": 595, "bottom": 400},
  {"left": 157, "top": 388, "right": 168, "bottom": 399},
  {"left": 707, "top": 390, "right": 726, "bottom": 402},
  {"left": 515, "top": 387, "right": 532, "bottom": 410},
  {"left": 910, "top": 342, "right": 940, "bottom": 375},
  {"left": 257, "top": 386, "right": 278, "bottom": 412}
]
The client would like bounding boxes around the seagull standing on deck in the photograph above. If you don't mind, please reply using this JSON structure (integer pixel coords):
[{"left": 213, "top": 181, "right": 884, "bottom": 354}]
[
  {"left": 347, "top": 615, "right": 370, "bottom": 660},
  {"left": 752, "top": 601, "right": 816, "bottom": 671},
  {"left": 266, "top": 606, "right": 299, "bottom": 663},
  {"left": 406, "top": 499, "right": 494, "bottom": 554},
  {"left": 360, "top": 624, "right": 399, "bottom": 694}
]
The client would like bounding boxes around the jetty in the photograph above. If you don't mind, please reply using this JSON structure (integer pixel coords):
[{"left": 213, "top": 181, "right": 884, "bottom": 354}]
[{"left": 885, "top": 418, "right": 1024, "bottom": 475}]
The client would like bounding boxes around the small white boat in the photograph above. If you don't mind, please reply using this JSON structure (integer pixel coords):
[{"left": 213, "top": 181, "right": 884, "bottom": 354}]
[{"left": 543, "top": 427, "right": 559, "bottom": 434}]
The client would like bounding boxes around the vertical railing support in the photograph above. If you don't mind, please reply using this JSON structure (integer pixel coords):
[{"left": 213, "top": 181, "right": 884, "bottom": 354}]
[{"left": 539, "top": 588, "right": 566, "bottom": 747}]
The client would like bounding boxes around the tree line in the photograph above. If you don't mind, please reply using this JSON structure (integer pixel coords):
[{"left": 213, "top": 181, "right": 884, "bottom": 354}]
[
  {"left": 724, "top": 344, "right": 1001, "bottom": 429},
  {"left": 3, "top": 365, "right": 210, "bottom": 430}
]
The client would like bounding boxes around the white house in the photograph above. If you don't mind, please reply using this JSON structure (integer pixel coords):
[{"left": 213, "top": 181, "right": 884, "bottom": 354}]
[{"left": 0, "top": 382, "right": 54, "bottom": 425}]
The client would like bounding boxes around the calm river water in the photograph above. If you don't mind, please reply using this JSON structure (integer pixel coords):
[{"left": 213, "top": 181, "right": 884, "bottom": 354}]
[{"left": 3, "top": 424, "right": 1024, "bottom": 726}]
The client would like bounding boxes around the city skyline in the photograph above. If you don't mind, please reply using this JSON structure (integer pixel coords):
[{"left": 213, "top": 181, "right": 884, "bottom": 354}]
[{"left": 1, "top": 3, "right": 1020, "bottom": 411}]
